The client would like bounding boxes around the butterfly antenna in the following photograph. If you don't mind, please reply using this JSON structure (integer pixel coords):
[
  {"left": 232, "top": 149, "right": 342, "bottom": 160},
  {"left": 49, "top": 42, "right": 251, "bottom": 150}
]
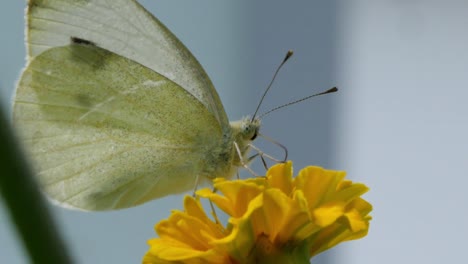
[
  {"left": 259, "top": 87, "right": 338, "bottom": 119},
  {"left": 251, "top": 50, "right": 294, "bottom": 121}
]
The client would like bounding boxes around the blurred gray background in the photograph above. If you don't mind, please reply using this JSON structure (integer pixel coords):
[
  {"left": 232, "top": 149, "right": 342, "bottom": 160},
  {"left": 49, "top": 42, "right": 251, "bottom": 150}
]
[{"left": 1, "top": 1, "right": 467, "bottom": 263}]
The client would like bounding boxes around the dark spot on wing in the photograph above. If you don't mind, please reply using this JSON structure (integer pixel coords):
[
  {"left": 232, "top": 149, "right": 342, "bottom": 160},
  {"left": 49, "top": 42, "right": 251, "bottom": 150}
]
[
  {"left": 76, "top": 94, "right": 93, "bottom": 108},
  {"left": 67, "top": 37, "right": 111, "bottom": 71},
  {"left": 71, "top": 37, "right": 96, "bottom": 46}
]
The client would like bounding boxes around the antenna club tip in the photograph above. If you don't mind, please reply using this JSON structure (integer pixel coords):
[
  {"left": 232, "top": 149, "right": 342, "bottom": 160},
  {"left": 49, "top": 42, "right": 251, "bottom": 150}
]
[
  {"left": 284, "top": 50, "right": 294, "bottom": 62},
  {"left": 330, "top": 87, "right": 338, "bottom": 92}
]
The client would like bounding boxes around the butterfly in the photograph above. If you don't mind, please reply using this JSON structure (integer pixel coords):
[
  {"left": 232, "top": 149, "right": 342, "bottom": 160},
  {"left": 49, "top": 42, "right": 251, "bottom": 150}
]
[{"left": 13, "top": 0, "right": 260, "bottom": 211}]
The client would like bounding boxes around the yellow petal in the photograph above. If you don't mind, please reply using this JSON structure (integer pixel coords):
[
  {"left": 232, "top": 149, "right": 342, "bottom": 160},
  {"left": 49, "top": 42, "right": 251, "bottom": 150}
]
[
  {"left": 313, "top": 202, "right": 345, "bottom": 227},
  {"left": 295, "top": 167, "right": 346, "bottom": 210},
  {"left": 266, "top": 161, "right": 294, "bottom": 195},
  {"left": 198, "top": 179, "right": 264, "bottom": 217},
  {"left": 344, "top": 209, "right": 368, "bottom": 232}
]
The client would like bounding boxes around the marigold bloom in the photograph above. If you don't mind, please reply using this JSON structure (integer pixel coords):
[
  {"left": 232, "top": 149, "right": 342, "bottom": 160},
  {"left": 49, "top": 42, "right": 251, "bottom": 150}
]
[{"left": 143, "top": 162, "right": 372, "bottom": 264}]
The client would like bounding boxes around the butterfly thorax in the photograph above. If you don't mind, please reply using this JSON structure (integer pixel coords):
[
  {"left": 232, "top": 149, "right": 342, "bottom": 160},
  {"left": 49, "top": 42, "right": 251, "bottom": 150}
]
[
  {"left": 202, "top": 117, "right": 260, "bottom": 180},
  {"left": 210, "top": 117, "right": 260, "bottom": 178}
]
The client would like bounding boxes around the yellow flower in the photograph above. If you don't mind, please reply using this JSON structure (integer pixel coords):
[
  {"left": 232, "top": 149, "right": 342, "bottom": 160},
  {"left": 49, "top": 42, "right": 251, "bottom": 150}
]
[{"left": 143, "top": 162, "right": 372, "bottom": 264}]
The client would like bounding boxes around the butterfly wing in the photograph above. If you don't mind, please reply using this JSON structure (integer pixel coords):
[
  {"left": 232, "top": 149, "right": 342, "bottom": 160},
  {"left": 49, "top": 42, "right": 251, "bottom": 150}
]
[
  {"left": 27, "top": 0, "right": 229, "bottom": 129},
  {"left": 13, "top": 42, "right": 223, "bottom": 210}
]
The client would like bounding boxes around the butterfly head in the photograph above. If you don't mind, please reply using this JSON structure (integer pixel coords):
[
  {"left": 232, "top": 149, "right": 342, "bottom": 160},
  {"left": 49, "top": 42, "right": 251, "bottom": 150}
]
[
  {"left": 227, "top": 117, "right": 261, "bottom": 168},
  {"left": 239, "top": 116, "right": 261, "bottom": 141}
]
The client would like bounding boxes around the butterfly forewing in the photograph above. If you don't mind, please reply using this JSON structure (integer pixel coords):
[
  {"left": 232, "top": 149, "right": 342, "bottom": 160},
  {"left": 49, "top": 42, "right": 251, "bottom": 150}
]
[{"left": 27, "top": 0, "right": 229, "bottom": 127}]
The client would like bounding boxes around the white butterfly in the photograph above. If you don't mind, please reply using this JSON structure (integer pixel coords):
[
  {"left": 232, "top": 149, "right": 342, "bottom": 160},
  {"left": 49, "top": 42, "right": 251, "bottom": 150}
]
[{"left": 13, "top": 0, "right": 260, "bottom": 210}]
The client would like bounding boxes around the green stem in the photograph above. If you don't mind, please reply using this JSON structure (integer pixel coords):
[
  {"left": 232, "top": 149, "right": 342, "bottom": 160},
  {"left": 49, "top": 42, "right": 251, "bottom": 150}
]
[{"left": 0, "top": 106, "right": 74, "bottom": 264}]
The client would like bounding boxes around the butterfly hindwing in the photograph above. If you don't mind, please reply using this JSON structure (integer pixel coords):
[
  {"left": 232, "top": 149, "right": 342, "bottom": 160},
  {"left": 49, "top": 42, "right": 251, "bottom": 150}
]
[{"left": 14, "top": 42, "right": 223, "bottom": 210}]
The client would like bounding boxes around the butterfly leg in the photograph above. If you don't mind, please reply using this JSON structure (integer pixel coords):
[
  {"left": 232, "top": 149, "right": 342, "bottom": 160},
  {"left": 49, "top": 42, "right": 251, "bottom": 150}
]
[
  {"left": 234, "top": 141, "right": 258, "bottom": 177},
  {"left": 260, "top": 154, "right": 268, "bottom": 171},
  {"left": 192, "top": 178, "right": 221, "bottom": 224},
  {"left": 249, "top": 143, "right": 286, "bottom": 164},
  {"left": 208, "top": 187, "right": 221, "bottom": 224},
  {"left": 191, "top": 173, "right": 201, "bottom": 198},
  {"left": 247, "top": 152, "right": 269, "bottom": 171}
]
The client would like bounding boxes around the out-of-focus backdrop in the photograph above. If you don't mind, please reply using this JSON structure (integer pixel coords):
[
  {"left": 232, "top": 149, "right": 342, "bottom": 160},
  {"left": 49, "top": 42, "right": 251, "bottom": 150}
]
[{"left": 1, "top": 1, "right": 467, "bottom": 263}]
